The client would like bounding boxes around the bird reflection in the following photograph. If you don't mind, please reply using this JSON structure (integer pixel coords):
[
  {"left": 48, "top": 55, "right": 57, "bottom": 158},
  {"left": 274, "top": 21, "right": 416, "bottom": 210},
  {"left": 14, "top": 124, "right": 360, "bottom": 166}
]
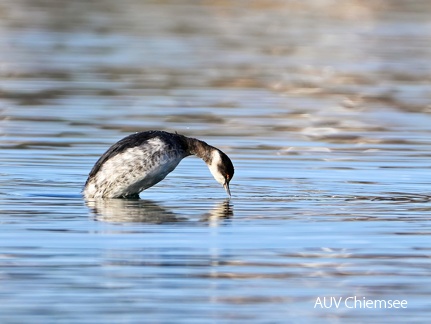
[
  {"left": 85, "top": 198, "right": 233, "bottom": 224},
  {"left": 200, "top": 199, "right": 233, "bottom": 224}
]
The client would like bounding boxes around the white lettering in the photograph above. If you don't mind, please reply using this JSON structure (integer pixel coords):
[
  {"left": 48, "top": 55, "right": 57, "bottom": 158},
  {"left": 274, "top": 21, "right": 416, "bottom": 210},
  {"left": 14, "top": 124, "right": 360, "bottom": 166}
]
[
  {"left": 317, "top": 296, "right": 408, "bottom": 309},
  {"left": 345, "top": 297, "right": 354, "bottom": 308},
  {"left": 314, "top": 297, "right": 323, "bottom": 308},
  {"left": 374, "top": 300, "right": 387, "bottom": 308},
  {"left": 355, "top": 296, "right": 363, "bottom": 308},
  {"left": 323, "top": 297, "right": 333, "bottom": 309},
  {"left": 332, "top": 297, "right": 343, "bottom": 309}
]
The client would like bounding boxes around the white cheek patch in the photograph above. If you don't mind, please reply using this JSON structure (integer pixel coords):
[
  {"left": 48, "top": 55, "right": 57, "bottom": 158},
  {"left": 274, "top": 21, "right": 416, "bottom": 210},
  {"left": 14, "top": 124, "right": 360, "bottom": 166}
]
[{"left": 208, "top": 150, "right": 225, "bottom": 185}]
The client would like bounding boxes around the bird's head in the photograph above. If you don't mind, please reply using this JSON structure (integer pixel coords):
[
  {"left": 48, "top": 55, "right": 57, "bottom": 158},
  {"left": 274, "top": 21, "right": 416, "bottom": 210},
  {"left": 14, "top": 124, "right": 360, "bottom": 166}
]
[{"left": 208, "top": 148, "right": 234, "bottom": 197}]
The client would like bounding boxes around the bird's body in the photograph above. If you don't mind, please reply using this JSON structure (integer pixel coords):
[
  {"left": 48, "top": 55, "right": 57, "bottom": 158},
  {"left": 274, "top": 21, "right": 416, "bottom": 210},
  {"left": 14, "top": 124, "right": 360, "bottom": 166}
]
[{"left": 83, "top": 131, "right": 234, "bottom": 199}]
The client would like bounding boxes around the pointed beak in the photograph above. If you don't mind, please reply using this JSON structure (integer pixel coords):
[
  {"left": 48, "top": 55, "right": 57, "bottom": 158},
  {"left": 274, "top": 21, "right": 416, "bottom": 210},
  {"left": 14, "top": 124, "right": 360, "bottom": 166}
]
[{"left": 223, "top": 182, "right": 231, "bottom": 197}]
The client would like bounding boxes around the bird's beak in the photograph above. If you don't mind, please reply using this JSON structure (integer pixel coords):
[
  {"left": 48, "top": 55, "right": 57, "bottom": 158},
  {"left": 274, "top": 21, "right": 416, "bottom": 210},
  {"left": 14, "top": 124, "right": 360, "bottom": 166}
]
[{"left": 223, "top": 182, "right": 231, "bottom": 197}]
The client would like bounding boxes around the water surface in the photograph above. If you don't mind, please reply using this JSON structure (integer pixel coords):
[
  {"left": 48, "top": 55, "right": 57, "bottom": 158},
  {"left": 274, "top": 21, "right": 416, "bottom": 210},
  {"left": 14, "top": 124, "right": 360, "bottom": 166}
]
[{"left": 1, "top": 0, "right": 431, "bottom": 323}]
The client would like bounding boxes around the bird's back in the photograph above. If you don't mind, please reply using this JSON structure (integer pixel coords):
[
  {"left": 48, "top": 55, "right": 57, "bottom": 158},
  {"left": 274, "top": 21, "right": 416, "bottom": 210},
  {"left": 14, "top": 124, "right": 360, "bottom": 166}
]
[{"left": 84, "top": 131, "right": 189, "bottom": 198}]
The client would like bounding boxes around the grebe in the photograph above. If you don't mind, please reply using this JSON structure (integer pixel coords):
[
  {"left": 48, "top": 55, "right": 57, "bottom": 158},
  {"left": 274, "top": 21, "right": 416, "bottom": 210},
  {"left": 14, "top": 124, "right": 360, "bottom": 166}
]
[{"left": 83, "top": 130, "right": 234, "bottom": 199}]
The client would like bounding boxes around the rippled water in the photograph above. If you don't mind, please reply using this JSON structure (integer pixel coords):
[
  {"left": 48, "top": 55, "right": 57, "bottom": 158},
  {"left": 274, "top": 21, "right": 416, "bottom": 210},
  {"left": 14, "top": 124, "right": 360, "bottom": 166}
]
[{"left": 1, "top": 0, "right": 431, "bottom": 323}]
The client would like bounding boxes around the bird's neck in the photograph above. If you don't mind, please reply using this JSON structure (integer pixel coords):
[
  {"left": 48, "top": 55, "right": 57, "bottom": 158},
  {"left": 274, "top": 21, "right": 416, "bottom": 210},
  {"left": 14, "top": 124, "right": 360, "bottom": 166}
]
[{"left": 184, "top": 136, "right": 214, "bottom": 164}]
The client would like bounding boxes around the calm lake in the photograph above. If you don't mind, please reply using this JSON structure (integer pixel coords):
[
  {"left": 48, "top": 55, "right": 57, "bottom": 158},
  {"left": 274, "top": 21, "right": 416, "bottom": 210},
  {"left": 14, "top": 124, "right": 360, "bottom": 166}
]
[{"left": 1, "top": 0, "right": 431, "bottom": 323}]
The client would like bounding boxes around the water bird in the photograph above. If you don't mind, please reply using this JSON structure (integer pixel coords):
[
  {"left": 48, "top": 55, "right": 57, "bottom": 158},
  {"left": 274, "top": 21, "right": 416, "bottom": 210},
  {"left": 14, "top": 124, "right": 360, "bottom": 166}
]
[{"left": 83, "top": 130, "right": 234, "bottom": 199}]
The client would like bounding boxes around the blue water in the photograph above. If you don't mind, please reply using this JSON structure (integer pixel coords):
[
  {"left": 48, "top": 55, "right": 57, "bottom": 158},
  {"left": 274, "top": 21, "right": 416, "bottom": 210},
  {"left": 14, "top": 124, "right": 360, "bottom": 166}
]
[{"left": 1, "top": 1, "right": 431, "bottom": 323}]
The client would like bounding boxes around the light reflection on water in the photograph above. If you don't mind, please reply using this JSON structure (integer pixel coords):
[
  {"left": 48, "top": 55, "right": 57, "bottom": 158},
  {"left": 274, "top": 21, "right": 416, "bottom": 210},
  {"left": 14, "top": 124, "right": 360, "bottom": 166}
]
[{"left": 1, "top": 0, "right": 431, "bottom": 323}]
